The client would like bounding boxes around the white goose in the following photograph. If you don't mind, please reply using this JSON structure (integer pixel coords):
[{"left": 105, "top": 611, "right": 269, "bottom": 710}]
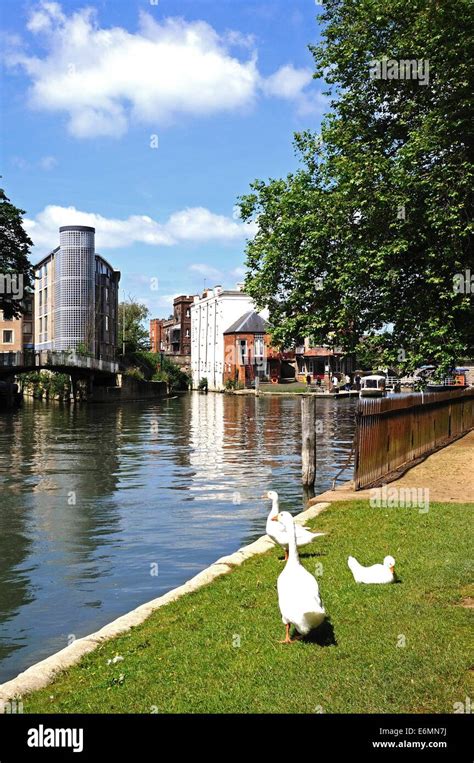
[
  {"left": 348, "top": 555, "right": 396, "bottom": 584},
  {"left": 273, "top": 511, "right": 326, "bottom": 643},
  {"left": 265, "top": 490, "right": 325, "bottom": 560}
]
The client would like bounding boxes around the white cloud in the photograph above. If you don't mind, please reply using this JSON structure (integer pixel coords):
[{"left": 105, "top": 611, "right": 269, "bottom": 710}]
[
  {"left": 8, "top": 5, "right": 259, "bottom": 138},
  {"left": 26, "top": 2, "right": 65, "bottom": 34},
  {"left": 23, "top": 204, "right": 256, "bottom": 253},
  {"left": 6, "top": 2, "right": 321, "bottom": 138},
  {"left": 262, "top": 64, "right": 313, "bottom": 99},
  {"left": 262, "top": 64, "right": 328, "bottom": 116},
  {"left": 167, "top": 208, "right": 255, "bottom": 242}
]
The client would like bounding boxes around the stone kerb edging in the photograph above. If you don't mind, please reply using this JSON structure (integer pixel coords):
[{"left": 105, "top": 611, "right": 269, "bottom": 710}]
[{"left": 0, "top": 501, "right": 331, "bottom": 707}]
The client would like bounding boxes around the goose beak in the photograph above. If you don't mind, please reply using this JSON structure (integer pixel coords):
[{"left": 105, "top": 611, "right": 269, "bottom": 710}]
[
  {"left": 271, "top": 515, "right": 279, "bottom": 522},
  {"left": 389, "top": 565, "right": 395, "bottom": 573}
]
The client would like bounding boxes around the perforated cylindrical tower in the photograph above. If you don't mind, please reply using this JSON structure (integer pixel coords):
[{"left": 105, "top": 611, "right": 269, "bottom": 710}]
[{"left": 54, "top": 226, "right": 95, "bottom": 352}]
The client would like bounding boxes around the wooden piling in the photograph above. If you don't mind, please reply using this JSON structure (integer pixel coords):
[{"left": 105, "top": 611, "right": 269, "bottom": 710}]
[{"left": 301, "top": 395, "right": 316, "bottom": 489}]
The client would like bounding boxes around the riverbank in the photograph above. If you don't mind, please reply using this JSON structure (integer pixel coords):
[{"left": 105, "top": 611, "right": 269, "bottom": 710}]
[
  {"left": 311, "top": 429, "right": 474, "bottom": 505},
  {"left": 4, "top": 498, "right": 472, "bottom": 713},
  {"left": 232, "top": 383, "right": 359, "bottom": 398}
]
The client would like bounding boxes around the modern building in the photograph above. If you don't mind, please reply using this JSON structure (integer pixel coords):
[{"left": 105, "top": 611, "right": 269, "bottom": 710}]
[
  {"left": 190, "top": 286, "right": 256, "bottom": 390},
  {"left": 150, "top": 295, "right": 193, "bottom": 371},
  {"left": 34, "top": 226, "right": 120, "bottom": 360},
  {"left": 0, "top": 295, "right": 34, "bottom": 354}
]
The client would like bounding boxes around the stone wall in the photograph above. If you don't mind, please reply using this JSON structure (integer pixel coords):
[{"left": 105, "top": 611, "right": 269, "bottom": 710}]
[{"left": 90, "top": 376, "right": 167, "bottom": 402}]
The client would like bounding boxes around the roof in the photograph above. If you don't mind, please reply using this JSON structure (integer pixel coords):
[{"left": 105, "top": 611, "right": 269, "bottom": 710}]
[
  {"left": 59, "top": 225, "right": 95, "bottom": 233},
  {"left": 224, "top": 310, "right": 268, "bottom": 335},
  {"left": 34, "top": 246, "right": 60, "bottom": 268}
]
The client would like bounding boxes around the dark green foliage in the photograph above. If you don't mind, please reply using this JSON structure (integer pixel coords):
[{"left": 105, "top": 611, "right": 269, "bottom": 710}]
[
  {"left": 19, "top": 371, "right": 71, "bottom": 400},
  {"left": 239, "top": 0, "right": 473, "bottom": 376},
  {"left": 0, "top": 186, "right": 34, "bottom": 318},
  {"left": 118, "top": 300, "right": 150, "bottom": 355}
]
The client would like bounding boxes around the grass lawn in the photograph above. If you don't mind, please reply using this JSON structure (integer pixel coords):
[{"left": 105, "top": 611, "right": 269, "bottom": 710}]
[
  {"left": 24, "top": 500, "right": 473, "bottom": 714},
  {"left": 257, "top": 382, "right": 310, "bottom": 393}
]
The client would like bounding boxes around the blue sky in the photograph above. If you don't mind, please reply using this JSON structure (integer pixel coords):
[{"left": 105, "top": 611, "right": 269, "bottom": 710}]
[{"left": 1, "top": 0, "right": 326, "bottom": 316}]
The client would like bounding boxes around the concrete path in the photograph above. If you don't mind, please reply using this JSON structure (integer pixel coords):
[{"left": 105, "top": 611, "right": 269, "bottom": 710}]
[{"left": 312, "top": 429, "right": 474, "bottom": 505}]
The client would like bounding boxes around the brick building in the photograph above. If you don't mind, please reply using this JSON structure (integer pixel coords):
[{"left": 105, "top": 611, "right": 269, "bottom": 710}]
[
  {"left": 150, "top": 295, "right": 193, "bottom": 371},
  {"left": 223, "top": 310, "right": 295, "bottom": 386},
  {"left": 0, "top": 295, "right": 34, "bottom": 354}
]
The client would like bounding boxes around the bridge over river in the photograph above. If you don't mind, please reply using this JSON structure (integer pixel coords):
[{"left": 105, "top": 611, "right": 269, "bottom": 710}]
[
  {"left": 0, "top": 350, "right": 119, "bottom": 378},
  {"left": 0, "top": 350, "right": 120, "bottom": 404}
]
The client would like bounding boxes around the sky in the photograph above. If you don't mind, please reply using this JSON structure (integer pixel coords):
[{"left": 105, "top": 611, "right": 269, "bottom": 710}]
[{"left": 1, "top": 0, "right": 326, "bottom": 317}]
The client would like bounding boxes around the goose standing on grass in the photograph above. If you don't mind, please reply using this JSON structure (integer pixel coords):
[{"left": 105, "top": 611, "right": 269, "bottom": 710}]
[
  {"left": 265, "top": 490, "right": 325, "bottom": 560},
  {"left": 348, "top": 555, "right": 396, "bottom": 584},
  {"left": 272, "top": 511, "right": 326, "bottom": 643}
]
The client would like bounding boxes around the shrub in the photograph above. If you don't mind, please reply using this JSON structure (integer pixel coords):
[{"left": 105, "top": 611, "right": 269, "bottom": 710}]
[
  {"left": 18, "top": 371, "right": 71, "bottom": 400},
  {"left": 74, "top": 342, "right": 93, "bottom": 358},
  {"left": 125, "top": 366, "right": 145, "bottom": 381}
]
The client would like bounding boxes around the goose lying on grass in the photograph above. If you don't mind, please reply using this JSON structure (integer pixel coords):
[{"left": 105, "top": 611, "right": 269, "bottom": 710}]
[
  {"left": 348, "top": 555, "right": 396, "bottom": 584},
  {"left": 265, "top": 490, "right": 325, "bottom": 560},
  {"left": 272, "top": 511, "right": 326, "bottom": 643}
]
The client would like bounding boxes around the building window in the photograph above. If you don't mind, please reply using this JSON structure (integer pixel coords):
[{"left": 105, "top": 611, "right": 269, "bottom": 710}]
[
  {"left": 185, "top": 329, "right": 190, "bottom": 338},
  {"left": 238, "top": 339, "right": 248, "bottom": 365},
  {"left": 39, "top": 291, "right": 43, "bottom": 307},
  {"left": 23, "top": 323, "right": 32, "bottom": 334},
  {"left": 186, "top": 309, "right": 190, "bottom": 318},
  {"left": 254, "top": 334, "right": 264, "bottom": 359},
  {"left": 2, "top": 330, "right": 13, "bottom": 344},
  {"left": 105, "top": 315, "right": 109, "bottom": 331}
]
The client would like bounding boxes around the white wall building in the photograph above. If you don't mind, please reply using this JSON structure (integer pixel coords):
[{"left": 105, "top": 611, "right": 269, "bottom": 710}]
[{"left": 191, "top": 286, "right": 255, "bottom": 390}]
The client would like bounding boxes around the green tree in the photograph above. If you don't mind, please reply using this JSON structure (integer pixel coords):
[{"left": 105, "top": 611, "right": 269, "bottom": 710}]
[
  {"left": 117, "top": 298, "right": 150, "bottom": 356},
  {"left": 0, "top": 186, "right": 34, "bottom": 318},
  {"left": 239, "top": 0, "right": 473, "bottom": 376}
]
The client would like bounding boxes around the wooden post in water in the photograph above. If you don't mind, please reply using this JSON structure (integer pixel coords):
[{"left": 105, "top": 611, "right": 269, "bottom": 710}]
[{"left": 301, "top": 395, "right": 316, "bottom": 490}]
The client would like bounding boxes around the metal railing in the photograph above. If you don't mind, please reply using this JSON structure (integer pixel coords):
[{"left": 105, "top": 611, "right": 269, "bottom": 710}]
[{"left": 0, "top": 350, "right": 119, "bottom": 374}]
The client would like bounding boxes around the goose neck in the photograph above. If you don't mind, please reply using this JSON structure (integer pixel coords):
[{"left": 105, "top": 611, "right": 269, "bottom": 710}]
[{"left": 286, "top": 520, "right": 299, "bottom": 564}]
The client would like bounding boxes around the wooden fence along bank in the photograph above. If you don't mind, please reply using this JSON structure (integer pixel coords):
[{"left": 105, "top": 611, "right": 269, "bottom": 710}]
[
  {"left": 300, "top": 388, "right": 474, "bottom": 492},
  {"left": 353, "top": 388, "right": 474, "bottom": 489}
]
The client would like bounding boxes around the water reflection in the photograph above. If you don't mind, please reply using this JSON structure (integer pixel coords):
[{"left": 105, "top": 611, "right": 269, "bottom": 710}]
[{"left": 0, "top": 393, "right": 356, "bottom": 682}]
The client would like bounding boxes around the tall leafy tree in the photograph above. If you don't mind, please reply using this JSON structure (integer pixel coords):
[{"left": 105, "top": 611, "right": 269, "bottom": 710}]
[
  {"left": 118, "top": 298, "right": 150, "bottom": 356},
  {"left": 0, "top": 187, "right": 34, "bottom": 318},
  {"left": 239, "top": 0, "right": 473, "bottom": 374}
]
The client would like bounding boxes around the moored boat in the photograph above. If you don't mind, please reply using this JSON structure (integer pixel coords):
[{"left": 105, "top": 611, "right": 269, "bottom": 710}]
[{"left": 360, "top": 374, "right": 386, "bottom": 397}]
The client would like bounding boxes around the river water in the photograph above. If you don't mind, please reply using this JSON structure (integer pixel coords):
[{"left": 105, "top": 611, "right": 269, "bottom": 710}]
[{"left": 0, "top": 392, "right": 356, "bottom": 682}]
